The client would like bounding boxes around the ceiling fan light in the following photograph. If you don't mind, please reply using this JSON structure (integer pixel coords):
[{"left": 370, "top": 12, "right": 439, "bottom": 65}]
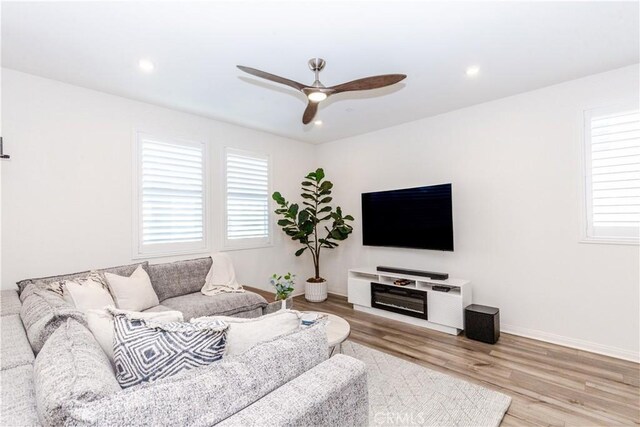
[{"left": 308, "top": 91, "right": 327, "bottom": 102}]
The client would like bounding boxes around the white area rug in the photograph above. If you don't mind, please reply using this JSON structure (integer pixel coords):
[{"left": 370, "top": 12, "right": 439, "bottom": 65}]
[{"left": 342, "top": 341, "right": 511, "bottom": 427}]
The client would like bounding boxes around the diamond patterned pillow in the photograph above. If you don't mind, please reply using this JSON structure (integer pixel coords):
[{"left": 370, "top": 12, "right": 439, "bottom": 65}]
[{"left": 113, "top": 315, "right": 228, "bottom": 388}]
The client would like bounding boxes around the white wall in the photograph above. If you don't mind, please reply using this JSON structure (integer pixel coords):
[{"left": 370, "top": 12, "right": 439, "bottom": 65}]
[
  {"left": 3, "top": 65, "right": 639, "bottom": 361},
  {"left": 1, "top": 69, "right": 316, "bottom": 294},
  {"left": 316, "top": 65, "right": 640, "bottom": 361}
]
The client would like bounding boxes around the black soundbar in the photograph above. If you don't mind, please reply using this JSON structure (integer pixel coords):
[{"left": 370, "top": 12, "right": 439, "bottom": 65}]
[{"left": 376, "top": 266, "right": 449, "bottom": 280}]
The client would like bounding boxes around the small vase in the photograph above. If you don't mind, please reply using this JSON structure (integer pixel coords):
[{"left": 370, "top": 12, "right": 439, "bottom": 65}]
[{"left": 281, "top": 299, "right": 287, "bottom": 311}]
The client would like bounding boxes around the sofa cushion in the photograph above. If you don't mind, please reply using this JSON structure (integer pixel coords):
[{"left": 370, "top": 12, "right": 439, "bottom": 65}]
[
  {"left": 148, "top": 257, "right": 212, "bottom": 301},
  {"left": 62, "top": 324, "right": 328, "bottom": 426},
  {"left": 193, "top": 310, "right": 302, "bottom": 356},
  {"left": 20, "top": 288, "right": 87, "bottom": 354},
  {"left": 218, "top": 355, "right": 369, "bottom": 427},
  {"left": 1, "top": 290, "right": 22, "bottom": 316},
  {"left": 16, "top": 261, "right": 150, "bottom": 297},
  {"left": 18, "top": 283, "right": 42, "bottom": 304},
  {"left": 161, "top": 291, "right": 267, "bottom": 320},
  {"left": 143, "top": 304, "right": 177, "bottom": 313},
  {"left": 113, "top": 315, "right": 228, "bottom": 389},
  {"left": 230, "top": 307, "right": 263, "bottom": 319},
  {"left": 34, "top": 319, "right": 121, "bottom": 427},
  {"left": 1, "top": 314, "right": 35, "bottom": 370},
  {"left": 1, "top": 364, "right": 39, "bottom": 427}
]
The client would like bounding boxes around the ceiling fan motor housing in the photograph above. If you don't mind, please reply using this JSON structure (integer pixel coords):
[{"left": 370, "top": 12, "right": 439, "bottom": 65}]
[{"left": 308, "top": 58, "right": 326, "bottom": 72}]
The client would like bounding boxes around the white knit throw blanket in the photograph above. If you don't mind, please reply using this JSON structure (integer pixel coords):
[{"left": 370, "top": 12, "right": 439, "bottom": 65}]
[{"left": 201, "top": 252, "right": 244, "bottom": 296}]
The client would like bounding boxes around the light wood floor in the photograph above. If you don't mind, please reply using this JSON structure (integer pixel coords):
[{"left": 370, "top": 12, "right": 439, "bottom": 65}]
[{"left": 248, "top": 288, "right": 640, "bottom": 426}]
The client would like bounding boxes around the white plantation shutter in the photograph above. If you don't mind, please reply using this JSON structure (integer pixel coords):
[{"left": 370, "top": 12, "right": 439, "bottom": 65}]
[
  {"left": 135, "top": 133, "right": 208, "bottom": 256},
  {"left": 584, "top": 107, "right": 640, "bottom": 242},
  {"left": 225, "top": 148, "right": 271, "bottom": 246}
]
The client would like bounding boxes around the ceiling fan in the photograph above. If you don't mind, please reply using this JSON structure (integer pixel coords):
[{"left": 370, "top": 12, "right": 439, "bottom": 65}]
[{"left": 237, "top": 58, "right": 407, "bottom": 124}]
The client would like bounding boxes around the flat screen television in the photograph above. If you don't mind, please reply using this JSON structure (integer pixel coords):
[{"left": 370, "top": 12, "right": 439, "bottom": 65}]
[{"left": 361, "top": 183, "right": 454, "bottom": 251}]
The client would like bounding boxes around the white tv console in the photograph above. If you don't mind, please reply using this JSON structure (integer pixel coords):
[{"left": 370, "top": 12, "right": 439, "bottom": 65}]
[{"left": 347, "top": 267, "right": 472, "bottom": 335}]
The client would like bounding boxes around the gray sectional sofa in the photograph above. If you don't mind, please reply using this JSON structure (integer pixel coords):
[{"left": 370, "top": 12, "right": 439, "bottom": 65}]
[
  {"left": 1, "top": 290, "right": 39, "bottom": 426},
  {"left": 16, "top": 258, "right": 272, "bottom": 320},
  {"left": 0, "top": 257, "right": 369, "bottom": 426}
]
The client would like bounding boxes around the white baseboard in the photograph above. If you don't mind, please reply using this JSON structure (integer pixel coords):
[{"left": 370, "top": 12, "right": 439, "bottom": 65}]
[
  {"left": 501, "top": 323, "right": 639, "bottom": 363},
  {"left": 317, "top": 291, "right": 638, "bottom": 363},
  {"left": 248, "top": 286, "right": 304, "bottom": 298}
]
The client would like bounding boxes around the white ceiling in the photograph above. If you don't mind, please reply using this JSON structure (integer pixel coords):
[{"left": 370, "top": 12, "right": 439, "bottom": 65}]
[{"left": 2, "top": 1, "right": 638, "bottom": 144}]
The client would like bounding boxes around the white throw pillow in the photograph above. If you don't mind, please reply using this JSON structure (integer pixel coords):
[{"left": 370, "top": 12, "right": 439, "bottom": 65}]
[
  {"left": 86, "top": 306, "right": 183, "bottom": 362},
  {"left": 104, "top": 265, "right": 159, "bottom": 311},
  {"left": 60, "top": 271, "right": 116, "bottom": 312},
  {"left": 192, "top": 310, "right": 301, "bottom": 356}
]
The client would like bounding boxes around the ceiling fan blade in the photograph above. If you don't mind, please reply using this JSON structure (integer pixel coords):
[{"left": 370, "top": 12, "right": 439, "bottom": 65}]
[
  {"left": 329, "top": 74, "right": 407, "bottom": 94},
  {"left": 302, "top": 101, "right": 319, "bottom": 124},
  {"left": 237, "top": 65, "right": 306, "bottom": 91}
]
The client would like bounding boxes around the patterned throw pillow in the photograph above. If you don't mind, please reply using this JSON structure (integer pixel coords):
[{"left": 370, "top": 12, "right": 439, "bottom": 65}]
[
  {"left": 87, "top": 307, "right": 184, "bottom": 362},
  {"left": 113, "top": 315, "right": 228, "bottom": 388},
  {"left": 46, "top": 271, "right": 110, "bottom": 298}
]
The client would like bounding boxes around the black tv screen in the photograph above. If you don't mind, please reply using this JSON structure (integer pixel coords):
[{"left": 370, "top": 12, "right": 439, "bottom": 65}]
[{"left": 361, "top": 184, "right": 454, "bottom": 251}]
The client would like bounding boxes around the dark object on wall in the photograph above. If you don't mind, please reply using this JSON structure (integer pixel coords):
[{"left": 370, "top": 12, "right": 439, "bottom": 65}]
[
  {"left": 0, "top": 137, "right": 10, "bottom": 159},
  {"left": 362, "top": 184, "right": 454, "bottom": 251},
  {"left": 377, "top": 266, "right": 449, "bottom": 280},
  {"left": 465, "top": 304, "right": 500, "bottom": 344}
]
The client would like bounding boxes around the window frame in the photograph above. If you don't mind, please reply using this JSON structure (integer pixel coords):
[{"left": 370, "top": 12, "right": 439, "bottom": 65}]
[
  {"left": 222, "top": 147, "right": 273, "bottom": 251},
  {"left": 132, "top": 131, "right": 211, "bottom": 259},
  {"left": 580, "top": 104, "right": 640, "bottom": 245}
]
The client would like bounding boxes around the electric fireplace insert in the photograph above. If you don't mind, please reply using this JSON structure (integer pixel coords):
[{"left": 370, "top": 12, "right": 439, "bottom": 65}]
[{"left": 370, "top": 282, "right": 428, "bottom": 320}]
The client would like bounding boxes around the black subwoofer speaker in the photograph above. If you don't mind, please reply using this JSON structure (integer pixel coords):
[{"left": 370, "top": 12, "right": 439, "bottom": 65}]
[{"left": 464, "top": 304, "right": 500, "bottom": 344}]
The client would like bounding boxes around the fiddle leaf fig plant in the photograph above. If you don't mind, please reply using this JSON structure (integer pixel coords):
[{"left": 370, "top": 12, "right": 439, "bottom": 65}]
[{"left": 273, "top": 168, "right": 354, "bottom": 282}]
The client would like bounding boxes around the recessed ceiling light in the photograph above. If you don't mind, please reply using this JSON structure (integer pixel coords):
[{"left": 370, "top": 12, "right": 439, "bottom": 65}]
[
  {"left": 314, "top": 120, "right": 323, "bottom": 125},
  {"left": 138, "top": 59, "right": 155, "bottom": 73},
  {"left": 465, "top": 66, "right": 480, "bottom": 77}
]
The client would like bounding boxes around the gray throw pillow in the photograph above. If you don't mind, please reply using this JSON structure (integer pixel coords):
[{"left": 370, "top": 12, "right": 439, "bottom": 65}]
[
  {"left": 113, "top": 315, "right": 228, "bottom": 388},
  {"left": 20, "top": 288, "right": 87, "bottom": 353}
]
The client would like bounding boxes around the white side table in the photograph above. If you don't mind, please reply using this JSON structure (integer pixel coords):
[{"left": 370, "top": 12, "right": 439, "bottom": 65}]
[{"left": 305, "top": 311, "right": 350, "bottom": 355}]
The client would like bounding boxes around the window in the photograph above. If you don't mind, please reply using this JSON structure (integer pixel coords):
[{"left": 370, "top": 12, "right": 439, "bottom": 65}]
[
  {"left": 134, "top": 132, "right": 208, "bottom": 257},
  {"left": 583, "top": 106, "right": 640, "bottom": 244},
  {"left": 224, "top": 148, "right": 271, "bottom": 248}
]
